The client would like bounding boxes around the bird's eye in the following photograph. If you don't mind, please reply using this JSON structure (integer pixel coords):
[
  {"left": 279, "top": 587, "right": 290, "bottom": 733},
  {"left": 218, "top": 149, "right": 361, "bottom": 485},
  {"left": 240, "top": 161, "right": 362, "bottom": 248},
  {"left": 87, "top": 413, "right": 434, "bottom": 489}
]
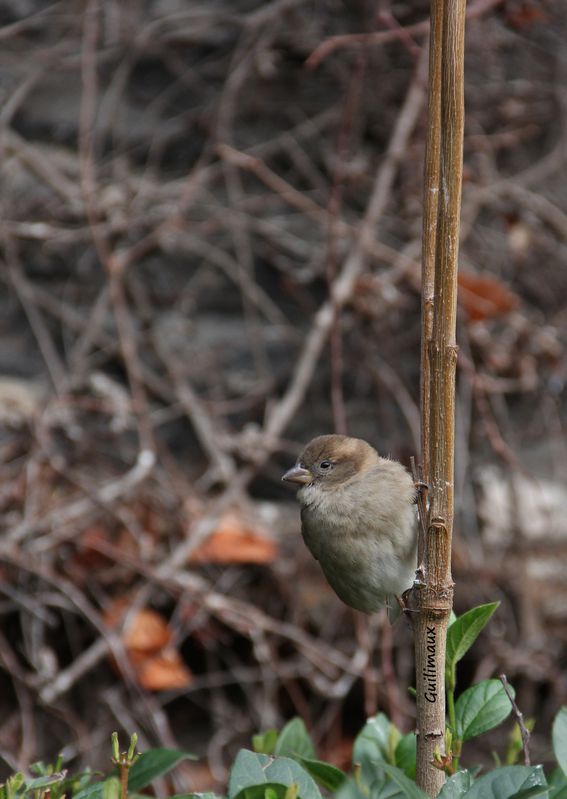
[{"left": 320, "top": 460, "right": 332, "bottom": 469}]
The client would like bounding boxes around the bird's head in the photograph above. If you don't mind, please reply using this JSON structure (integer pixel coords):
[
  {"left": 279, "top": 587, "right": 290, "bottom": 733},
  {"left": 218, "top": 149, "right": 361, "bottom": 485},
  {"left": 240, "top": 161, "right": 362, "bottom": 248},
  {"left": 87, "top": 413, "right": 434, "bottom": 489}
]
[{"left": 282, "top": 434, "right": 379, "bottom": 490}]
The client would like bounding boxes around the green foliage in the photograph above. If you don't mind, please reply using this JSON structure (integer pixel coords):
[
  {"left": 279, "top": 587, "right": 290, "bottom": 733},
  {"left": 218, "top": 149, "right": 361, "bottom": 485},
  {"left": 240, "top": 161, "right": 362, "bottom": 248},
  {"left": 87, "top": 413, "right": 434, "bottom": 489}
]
[
  {"left": 548, "top": 768, "right": 567, "bottom": 799},
  {"left": 168, "top": 794, "right": 221, "bottom": 799},
  {"left": 374, "top": 763, "right": 428, "bottom": 798},
  {"left": 436, "top": 771, "right": 473, "bottom": 798},
  {"left": 0, "top": 766, "right": 97, "bottom": 799},
  {"left": 445, "top": 603, "right": 499, "bottom": 693},
  {"left": 298, "top": 759, "right": 347, "bottom": 791},
  {"left": 395, "top": 734, "right": 417, "bottom": 780},
  {"left": 553, "top": 708, "right": 567, "bottom": 777},
  {"left": 3, "top": 604, "right": 567, "bottom": 799},
  {"left": 253, "top": 731, "right": 279, "bottom": 756},
  {"left": 457, "top": 765, "right": 547, "bottom": 799},
  {"left": 228, "top": 750, "right": 321, "bottom": 799},
  {"left": 351, "top": 713, "right": 419, "bottom": 788},
  {"left": 128, "top": 749, "right": 197, "bottom": 792},
  {"left": 353, "top": 713, "right": 395, "bottom": 783},
  {"left": 0, "top": 745, "right": 197, "bottom": 799},
  {"left": 454, "top": 679, "right": 513, "bottom": 741},
  {"left": 72, "top": 746, "right": 197, "bottom": 799},
  {"left": 215, "top": 603, "right": 567, "bottom": 798},
  {"left": 274, "top": 719, "right": 316, "bottom": 760},
  {"left": 445, "top": 605, "right": 507, "bottom": 771}
]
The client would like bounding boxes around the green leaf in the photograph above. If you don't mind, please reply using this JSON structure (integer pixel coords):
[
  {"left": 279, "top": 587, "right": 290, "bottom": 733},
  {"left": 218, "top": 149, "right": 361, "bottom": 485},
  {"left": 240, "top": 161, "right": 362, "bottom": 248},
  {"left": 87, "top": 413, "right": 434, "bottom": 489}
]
[
  {"left": 74, "top": 752, "right": 194, "bottom": 799},
  {"left": 178, "top": 794, "right": 221, "bottom": 799},
  {"left": 285, "top": 783, "right": 300, "bottom": 799},
  {"left": 394, "top": 734, "right": 416, "bottom": 780},
  {"left": 7, "top": 775, "right": 24, "bottom": 792},
  {"left": 228, "top": 750, "right": 321, "bottom": 799},
  {"left": 169, "top": 794, "right": 222, "bottom": 799},
  {"left": 228, "top": 784, "right": 289, "bottom": 799},
  {"left": 371, "top": 779, "right": 407, "bottom": 799},
  {"left": 553, "top": 708, "right": 567, "bottom": 777},
  {"left": 374, "top": 764, "right": 428, "bottom": 799},
  {"left": 128, "top": 749, "right": 197, "bottom": 791},
  {"left": 354, "top": 715, "right": 391, "bottom": 760},
  {"left": 445, "top": 604, "right": 499, "bottom": 691},
  {"left": 29, "top": 762, "right": 49, "bottom": 777},
  {"left": 25, "top": 774, "right": 67, "bottom": 791},
  {"left": 229, "top": 751, "right": 272, "bottom": 797},
  {"left": 548, "top": 767, "right": 567, "bottom": 799},
  {"left": 437, "top": 771, "right": 474, "bottom": 798},
  {"left": 102, "top": 777, "right": 121, "bottom": 799},
  {"left": 509, "top": 787, "right": 550, "bottom": 799},
  {"left": 455, "top": 679, "right": 513, "bottom": 741},
  {"left": 353, "top": 714, "right": 394, "bottom": 786},
  {"left": 335, "top": 778, "right": 368, "bottom": 799},
  {"left": 461, "top": 765, "right": 546, "bottom": 799},
  {"left": 1, "top": 774, "right": 24, "bottom": 799},
  {"left": 254, "top": 731, "right": 279, "bottom": 756},
  {"left": 298, "top": 758, "right": 347, "bottom": 791},
  {"left": 73, "top": 782, "right": 105, "bottom": 799},
  {"left": 65, "top": 768, "right": 98, "bottom": 796},
  {"left": 274, "top": 720, "right": 316, "bottom": 760}
]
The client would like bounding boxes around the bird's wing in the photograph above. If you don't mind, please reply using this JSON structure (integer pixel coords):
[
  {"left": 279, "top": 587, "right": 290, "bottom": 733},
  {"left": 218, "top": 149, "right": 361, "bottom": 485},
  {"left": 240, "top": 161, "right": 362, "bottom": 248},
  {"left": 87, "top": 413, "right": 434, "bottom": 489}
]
[{"left": 300, "top": 508, "right": 320, "bottom": 561}]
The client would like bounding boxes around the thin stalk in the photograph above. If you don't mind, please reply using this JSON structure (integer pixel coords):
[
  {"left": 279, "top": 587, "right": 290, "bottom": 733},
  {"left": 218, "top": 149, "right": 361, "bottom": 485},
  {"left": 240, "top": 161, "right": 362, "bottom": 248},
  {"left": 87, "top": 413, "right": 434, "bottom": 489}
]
[
  {"left": 413, "top": 0, "right": 466, "bottom": 794},
  {"left": 447, "top": 688, "right": 456, "bottom": 735},
  {"left": 119, "top": 764, "right": 129, "bottom": 799},
  {"left": 419, "top": 1, "right": 443, "bottom": 543}
]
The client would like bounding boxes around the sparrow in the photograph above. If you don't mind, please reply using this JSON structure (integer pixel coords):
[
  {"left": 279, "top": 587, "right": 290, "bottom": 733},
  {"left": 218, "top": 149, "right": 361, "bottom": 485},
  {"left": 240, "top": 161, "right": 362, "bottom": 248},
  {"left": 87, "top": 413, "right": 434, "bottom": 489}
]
[{"left": 282, "top": 434, "right": 416, "bottom": 615}]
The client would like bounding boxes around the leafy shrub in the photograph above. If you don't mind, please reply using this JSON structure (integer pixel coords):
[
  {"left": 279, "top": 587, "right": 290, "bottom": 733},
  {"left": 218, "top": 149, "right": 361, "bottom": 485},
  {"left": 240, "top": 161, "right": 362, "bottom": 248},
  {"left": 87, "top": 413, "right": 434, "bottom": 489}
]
[{"left": 3, "top": 606, "right": 567, "bottom": 799}]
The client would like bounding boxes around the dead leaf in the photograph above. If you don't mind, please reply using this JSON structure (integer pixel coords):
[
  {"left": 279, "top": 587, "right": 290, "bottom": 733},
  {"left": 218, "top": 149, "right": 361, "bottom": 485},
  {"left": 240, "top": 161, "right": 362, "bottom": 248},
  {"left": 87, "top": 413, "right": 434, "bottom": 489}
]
[
  {"left": 130, "top": 647, "right": 193, "bottom": 691},
  {"left": 104, "top": 600, "right": 172, "bottom": 653},
  {"left": 189, "top": 509, "right": 278, "bottom": 564},
  {"left": 458, "top": 271, "right": 520, "bottom": 321},
  {"left": 104, "top": 600, "right": 192, "bottom": 691}
]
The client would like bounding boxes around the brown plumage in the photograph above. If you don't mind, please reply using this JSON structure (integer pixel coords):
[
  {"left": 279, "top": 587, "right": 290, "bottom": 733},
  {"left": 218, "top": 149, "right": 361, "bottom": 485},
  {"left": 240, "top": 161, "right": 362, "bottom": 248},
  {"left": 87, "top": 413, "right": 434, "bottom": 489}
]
[{"left": 282, "top": 434, "right": 416, "bottom": 614}]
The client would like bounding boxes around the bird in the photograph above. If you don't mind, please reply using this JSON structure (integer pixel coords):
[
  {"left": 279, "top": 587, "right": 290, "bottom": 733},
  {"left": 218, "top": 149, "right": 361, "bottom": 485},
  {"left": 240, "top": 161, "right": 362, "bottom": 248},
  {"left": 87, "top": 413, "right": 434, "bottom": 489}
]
[{"left": 282, "top": 434, "right": 416, "bottom": 616}]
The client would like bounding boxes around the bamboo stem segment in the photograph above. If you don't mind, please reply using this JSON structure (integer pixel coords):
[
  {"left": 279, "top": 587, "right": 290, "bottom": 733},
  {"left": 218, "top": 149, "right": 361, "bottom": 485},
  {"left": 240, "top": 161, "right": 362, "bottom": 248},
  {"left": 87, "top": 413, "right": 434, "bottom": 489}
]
[{"left": 413, "top": 0, "right": 466, "bottom": 795}]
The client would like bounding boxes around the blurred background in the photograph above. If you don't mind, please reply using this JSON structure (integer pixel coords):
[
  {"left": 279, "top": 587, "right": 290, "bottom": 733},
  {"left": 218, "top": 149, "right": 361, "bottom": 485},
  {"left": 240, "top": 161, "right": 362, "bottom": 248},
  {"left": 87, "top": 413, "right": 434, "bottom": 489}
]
[{"left": 0, "top": 0, "right": 566, "bottom": 790}]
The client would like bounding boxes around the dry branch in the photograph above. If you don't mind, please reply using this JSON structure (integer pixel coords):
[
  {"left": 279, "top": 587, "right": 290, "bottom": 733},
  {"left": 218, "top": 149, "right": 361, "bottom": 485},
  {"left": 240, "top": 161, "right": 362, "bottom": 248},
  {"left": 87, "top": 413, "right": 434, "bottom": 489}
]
[{"left": 260, "top": 46, "right": 429, "bottom": 455}]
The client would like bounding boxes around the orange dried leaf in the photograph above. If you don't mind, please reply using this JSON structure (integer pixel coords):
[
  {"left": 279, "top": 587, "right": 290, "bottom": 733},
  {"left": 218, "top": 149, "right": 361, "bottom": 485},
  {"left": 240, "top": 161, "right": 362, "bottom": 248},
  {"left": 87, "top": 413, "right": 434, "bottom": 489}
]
[
  {"left": 131, "top": 647, "right": 193, "bottom": 692},
  {"left": 458, "top": 271, "right": 520, "bottom": 321},
  {"left": 104, "top": 601, "right": 172, "bottom": 653},
  {"left": 189, "top": 510, "right": 278, "bottom": 564}
]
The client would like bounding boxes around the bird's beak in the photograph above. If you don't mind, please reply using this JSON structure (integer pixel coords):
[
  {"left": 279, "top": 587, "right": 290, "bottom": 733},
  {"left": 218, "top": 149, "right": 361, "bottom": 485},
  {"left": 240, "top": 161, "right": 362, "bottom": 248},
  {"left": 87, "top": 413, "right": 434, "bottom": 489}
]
[{"left": 282, "top": 464, "right": 312, "bottom": 485}]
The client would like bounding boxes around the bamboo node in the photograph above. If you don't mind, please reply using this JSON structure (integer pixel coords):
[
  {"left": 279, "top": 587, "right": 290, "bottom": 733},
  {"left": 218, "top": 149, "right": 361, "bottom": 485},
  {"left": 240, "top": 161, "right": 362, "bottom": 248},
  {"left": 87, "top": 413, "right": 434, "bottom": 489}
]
[{"left": 414, "top": 728, "right": 444, "bottom": 739}]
